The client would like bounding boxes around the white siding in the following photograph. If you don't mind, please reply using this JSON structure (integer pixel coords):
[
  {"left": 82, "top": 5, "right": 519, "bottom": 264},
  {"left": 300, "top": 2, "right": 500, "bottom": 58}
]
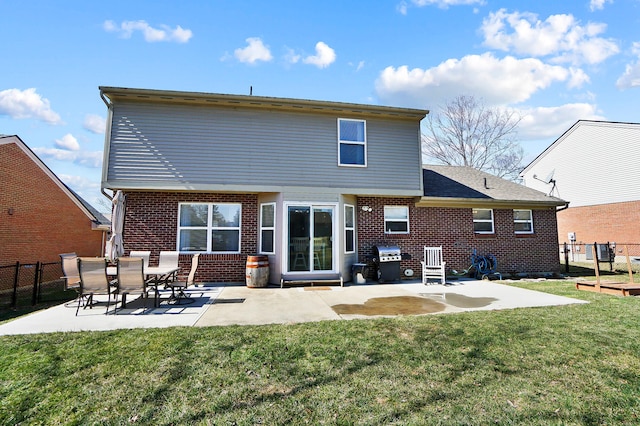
[{"left": 521, "top": 121, "right": 640, "bottom": 207}]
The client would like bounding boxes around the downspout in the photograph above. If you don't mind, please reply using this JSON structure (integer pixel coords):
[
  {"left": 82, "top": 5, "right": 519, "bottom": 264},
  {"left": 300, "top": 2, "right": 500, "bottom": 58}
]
[{"left": 556, "top": 202, "right": 570, "bottom": 212}]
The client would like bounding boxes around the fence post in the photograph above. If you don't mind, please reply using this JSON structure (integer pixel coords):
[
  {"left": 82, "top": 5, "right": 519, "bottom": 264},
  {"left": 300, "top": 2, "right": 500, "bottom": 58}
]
[
  {"left": 11, "top": 261, "right": 20, "bottom": 309},
  {"left": 564, "top": 242, "right": 569, "bottom": 273},
  {"left": 32, "top": 261, "right": 41, "bottom": 306}
]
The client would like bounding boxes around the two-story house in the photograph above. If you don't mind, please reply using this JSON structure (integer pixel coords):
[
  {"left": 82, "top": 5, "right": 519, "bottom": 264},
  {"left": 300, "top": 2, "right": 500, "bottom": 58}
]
[
  {"left": 520, "top": 120, "right": 640, "bottom": 259},
  {"left": 100, "top": 87, "right": 566, "bottom": 283}
]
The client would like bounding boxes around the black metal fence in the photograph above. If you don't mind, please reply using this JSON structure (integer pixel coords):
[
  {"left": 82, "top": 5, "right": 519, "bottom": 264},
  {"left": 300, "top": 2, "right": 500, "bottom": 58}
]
[
  {"left": 559, "top": 242, "right": 640, "bottom": 274},
  {"left": 0, "top": 261, "right": 75, "bottom": 311}
]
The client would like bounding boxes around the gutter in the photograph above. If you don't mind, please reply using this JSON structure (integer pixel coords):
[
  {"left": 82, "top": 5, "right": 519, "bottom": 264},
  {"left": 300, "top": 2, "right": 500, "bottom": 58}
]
[{"left": 556, "top": 202, "right": 570, "bottom": 212}]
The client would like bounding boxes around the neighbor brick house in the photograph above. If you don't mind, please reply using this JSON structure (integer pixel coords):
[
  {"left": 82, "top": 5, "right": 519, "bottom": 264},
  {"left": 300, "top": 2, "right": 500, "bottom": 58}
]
[
  {"left": 520, "top": 120, "right": 640, "bottom": 259},
  {"left": 0, "top": 135, "right": 110, "bottom": 264},
  {"left": 100, "top": 87, "right": 566, "bottom": 283}
]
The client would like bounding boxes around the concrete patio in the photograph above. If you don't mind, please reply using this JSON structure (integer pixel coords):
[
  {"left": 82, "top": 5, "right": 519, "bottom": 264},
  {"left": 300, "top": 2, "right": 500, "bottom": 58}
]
[{"left": 0, "top": 279, "right": 588, "bottom": 335}]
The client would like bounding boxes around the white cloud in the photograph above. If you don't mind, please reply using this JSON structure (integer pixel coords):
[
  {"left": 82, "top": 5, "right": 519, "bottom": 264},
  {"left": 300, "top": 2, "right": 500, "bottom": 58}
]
[
  {"left": 517, "top": 103, "right": 605, "bottom": 140},
  {"left": 481, "top": 9, "right": 619, "bottom": 65},
  {"left": 0, "top": 88, "right": 62, "bottom": 124},
  {"left": 83, "top": 114, "right": 106, "bottom": 134},
  {"left": 616, "top": 41, "right": 640, "bottom": 89},
  {"left": 103, "top": 20, "right": 192, "bottom": 43},
  {"left": 590, "top": 0, "right": 613, "bottom": 11},
  {"left": 33, "top": 147, "right": 103, "bottom": 168},
  {"left": 616, "top": 61, "right": 640, "bottom": 89},
  {"left": 303, "top": 42, "right": 336, "bottom": 68},
  {"left": 55, "top": 133, "right": 80, "bottom": 151},
  {"left": 284, "top": 47, "right": 301, "bottom": 65},
  {"left": 375, "top": 53, "right": 585, "bottom": 108},
  {"left": 234, "top": 37, "right": 273, "bottom": 64}
]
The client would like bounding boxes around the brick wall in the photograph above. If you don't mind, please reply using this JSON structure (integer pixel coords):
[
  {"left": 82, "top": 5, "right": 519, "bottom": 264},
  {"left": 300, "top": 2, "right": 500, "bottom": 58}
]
[
  {"left": 122, "top": 192, "right": 258, "bottom": 282},
  {"left": 357, "top": 197, "right": 561, "bottom": 277},
  {"left": 0, "top": 143, "right": 104, "bottom": 264},
  {"left": 557, "top": 200, "right": 640, "bottom": 246}
]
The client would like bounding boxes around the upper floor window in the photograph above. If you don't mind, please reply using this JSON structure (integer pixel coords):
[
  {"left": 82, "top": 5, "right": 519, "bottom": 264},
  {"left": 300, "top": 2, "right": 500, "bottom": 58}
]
[
  {"left": 473, "top": 208, "right": 494, "bottom": 234},
  {"left": 338, "top": 118, "right": 366, "bottom": 167},
  {"left": 178, "top": 203, "right": 241, "bottom": 253},
  {"left": 384, "top": 206, "right": 409, "bottom": 234},
  {"left": 514, "top": 209, "right": 534, "bottom": 234}
]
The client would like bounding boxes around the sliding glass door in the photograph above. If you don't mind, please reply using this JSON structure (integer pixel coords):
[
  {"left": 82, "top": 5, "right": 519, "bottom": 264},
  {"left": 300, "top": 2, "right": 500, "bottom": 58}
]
[{"left": 287, "top": 205, "right": 334, "bottom": 272}]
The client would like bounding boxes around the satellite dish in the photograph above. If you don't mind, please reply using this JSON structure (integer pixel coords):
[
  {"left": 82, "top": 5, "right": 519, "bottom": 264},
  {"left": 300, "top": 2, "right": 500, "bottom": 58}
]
[{"left": 534, "top": 169, "right": 555, "bottom": 184}]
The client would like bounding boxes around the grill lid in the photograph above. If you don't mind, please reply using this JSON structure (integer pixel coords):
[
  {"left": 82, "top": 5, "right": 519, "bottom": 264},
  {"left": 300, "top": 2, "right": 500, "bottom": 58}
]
[{"left": 373, "top": 245, "right": 402, "bottom": 262}]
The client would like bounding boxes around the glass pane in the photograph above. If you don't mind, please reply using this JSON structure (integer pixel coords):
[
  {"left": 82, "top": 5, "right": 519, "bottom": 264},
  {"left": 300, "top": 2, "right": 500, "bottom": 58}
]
[
  {"left": 386, "top": 221, "right": 408, "bottom": 233},
  {"left": 180, "top": 204, "right": 208, "bottom": 227},
  {"left": 339, "top": 120, "right": 365, "bottom": 142},
  {"left": 340, "top": 143, "right": 365, "bottom": 165},
  {"left": 211, "top": 230, "right": 239, "bottom": 252},
  {"left": 385, "top": 206, "right": 408, "bottom": 220},
  {"left": 345, "top": 229, "right": 354, "bottom": 252},
  {"left": 289, "top": 206, "right": 310, "bottom": 272},
  {"left": 179, "top": 229, "right": 207, "bottom": 251},
  {"left": 261, "top": 204, "right": 275, "bottom": 227},
  {"left": 212, "top": 204, "right": 240, "bottom": 227},
  {"left": 515, "top": 222, "right": 532, "bottom": 232},
  {"left": 314, "top": 208, "right": 333, "bottom": 271},
  {"left": 345, "top": 205, "right": 354, "bottom": 228},
  {"left": 261, "top": 230, "right": 274, "bottom": 253},
  {"left": 474, "top": 222, "right": 493, "bottom": 233},
  {"left": 473, "top": 209, "right": 492, "bottom": 220},
  {"left": 514, "top": 210, "right": 532, "bottom": 220}
]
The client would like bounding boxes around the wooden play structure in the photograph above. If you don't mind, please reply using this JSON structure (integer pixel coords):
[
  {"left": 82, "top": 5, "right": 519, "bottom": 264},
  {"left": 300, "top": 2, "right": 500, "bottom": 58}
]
[{"left": 575, "top": 244, "right": 640, "bottom": 296}]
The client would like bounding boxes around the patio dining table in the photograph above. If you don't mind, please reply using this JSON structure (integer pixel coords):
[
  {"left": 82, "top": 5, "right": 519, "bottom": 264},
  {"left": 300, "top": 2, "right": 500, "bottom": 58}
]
[{"left": 107, "top": 265, "right": 180, "bottom": 306}]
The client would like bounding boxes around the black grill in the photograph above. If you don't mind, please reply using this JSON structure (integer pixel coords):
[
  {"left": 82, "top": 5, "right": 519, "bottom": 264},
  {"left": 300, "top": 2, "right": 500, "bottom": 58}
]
[{"left": 372, "top": 245, "right": 402, "bottom": 283}]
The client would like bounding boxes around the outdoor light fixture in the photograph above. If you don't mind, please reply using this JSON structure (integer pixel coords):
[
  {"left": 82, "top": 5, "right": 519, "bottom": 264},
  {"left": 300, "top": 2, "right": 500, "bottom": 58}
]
[{"left": 361, "top": 206, "right": 372, "bottom": 212}]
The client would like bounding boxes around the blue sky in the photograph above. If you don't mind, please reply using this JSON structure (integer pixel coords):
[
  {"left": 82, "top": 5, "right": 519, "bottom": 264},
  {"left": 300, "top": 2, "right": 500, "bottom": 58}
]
[{"left": 1, "top": 0, "right": 639, "bottom": 212}]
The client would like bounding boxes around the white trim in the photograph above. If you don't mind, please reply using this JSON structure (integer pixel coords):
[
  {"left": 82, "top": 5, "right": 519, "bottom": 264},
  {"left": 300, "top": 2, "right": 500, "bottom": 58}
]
[
  {"left": 384, "top": 205, "right": 410, "bottom": 234},
  {"left": 344, "top": 204, "right": 355, "bottom": 254},
  {"left": 514, "top": 209, "right": 534, "bottom": 234},
  {"left": 337, "top": 118, "right": 367, "bottom": 167},
  {"left": 259, "top": 202, "right": 276, "bottom": 254},
  {"left": 177, "top": 202, "right": 242, "bottom": 254},
  {"left": 473, "top": 208, "right": 494, "bottom": 234},
  {"left": 282, "top": 202, "right": 339, "bottom": 275}
]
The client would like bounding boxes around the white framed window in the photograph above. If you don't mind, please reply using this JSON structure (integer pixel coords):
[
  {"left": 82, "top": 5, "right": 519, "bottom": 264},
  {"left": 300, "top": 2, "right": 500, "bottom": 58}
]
[
  {"left": 384, "top": 206, "right": 409, "bottom": 234},
  {"left": 260, "top": 203, "right": 276, "bottom": 254},
  {"left": 514, "top": 209, "right": 534, "bottom": 234},
  {"left": 338, "top": 118, "right": 366, "bottom": 167},
  {"left": 344, "top": 204, "right": 355, "bottom": 253},
  {"left": 178, "top": 203, "right": 241, "bottom": 253},
  {"left": 473, "top": 208, "right": 494, "bottom": 234}
]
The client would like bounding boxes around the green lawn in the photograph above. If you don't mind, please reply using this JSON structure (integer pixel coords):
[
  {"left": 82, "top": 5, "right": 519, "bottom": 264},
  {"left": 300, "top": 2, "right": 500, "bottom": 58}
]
[{"left": 1, "top": 275, "right": 640, "bottom": 425}]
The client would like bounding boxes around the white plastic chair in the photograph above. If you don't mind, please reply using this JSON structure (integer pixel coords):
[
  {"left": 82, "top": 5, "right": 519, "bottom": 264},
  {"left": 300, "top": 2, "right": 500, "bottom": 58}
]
[{"left": 421, "top": 246, "right": 446, "bottom": 285}]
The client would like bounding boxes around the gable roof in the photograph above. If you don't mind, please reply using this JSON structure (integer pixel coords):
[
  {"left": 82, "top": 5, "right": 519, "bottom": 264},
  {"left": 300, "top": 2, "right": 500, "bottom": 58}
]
[
  {"left": 418, "top": 165, "right": 566, "bottom": 208},
  {"left": 99, "top": 86, "right": 429, "bottom": 121},
  {"left": 520, "top": 120, "right": 640, "bottom": 175},
  {"left": 0, "top": 135, "right": 110, "bottom": 229}
]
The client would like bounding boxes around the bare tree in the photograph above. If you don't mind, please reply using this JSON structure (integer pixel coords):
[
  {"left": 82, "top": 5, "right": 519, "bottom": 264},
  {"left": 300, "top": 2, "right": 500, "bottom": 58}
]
[{"left": 422, "top": 95, "right": 524, "bottom": 180}]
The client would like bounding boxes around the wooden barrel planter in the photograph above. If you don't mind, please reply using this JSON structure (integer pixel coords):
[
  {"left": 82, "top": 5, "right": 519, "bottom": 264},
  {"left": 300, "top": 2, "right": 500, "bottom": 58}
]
[{"left": 246, "top": 255, "right": 270, "bottom": 288}]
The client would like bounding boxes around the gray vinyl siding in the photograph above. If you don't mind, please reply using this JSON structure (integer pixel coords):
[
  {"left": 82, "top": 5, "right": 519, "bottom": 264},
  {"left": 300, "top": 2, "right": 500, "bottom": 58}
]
[
  {"left": 105, "top": 102, "right": 423, "bottom": 194},
  {"left": 521, "top": 121, "right": 640, "bottom": 208}
]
